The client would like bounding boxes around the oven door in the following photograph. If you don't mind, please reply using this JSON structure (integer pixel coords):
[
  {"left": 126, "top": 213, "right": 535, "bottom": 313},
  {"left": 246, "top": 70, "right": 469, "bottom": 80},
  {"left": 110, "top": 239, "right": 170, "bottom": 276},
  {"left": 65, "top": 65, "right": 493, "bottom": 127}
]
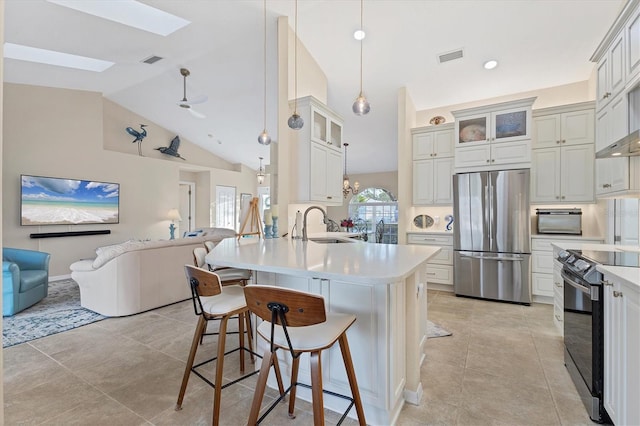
[{"left": 562, "top": 267, "right": 609, "bottom": 424}]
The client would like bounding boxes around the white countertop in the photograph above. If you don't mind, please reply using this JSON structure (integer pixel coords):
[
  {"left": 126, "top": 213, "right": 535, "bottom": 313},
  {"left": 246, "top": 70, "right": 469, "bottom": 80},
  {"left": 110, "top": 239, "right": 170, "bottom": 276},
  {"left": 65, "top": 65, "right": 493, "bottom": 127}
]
[
  {"left": 597, "top": 265, "right": 640, "bottom": 290},
  {"left": 532, "top": 234, "right": 604, "bottom": 240},
  {"left": 208, "top": 236, "right": 441, "bottom": 285}
]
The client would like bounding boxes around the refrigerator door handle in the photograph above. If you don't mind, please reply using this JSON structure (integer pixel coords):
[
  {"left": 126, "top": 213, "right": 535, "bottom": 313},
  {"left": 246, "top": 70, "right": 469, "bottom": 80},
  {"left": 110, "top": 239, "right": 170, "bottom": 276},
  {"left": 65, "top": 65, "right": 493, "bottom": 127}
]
[
  {"left": 488, "top": 180, "right": 494, "bottom": 249},
  {"left": 459, "top": 253, "right": 524, "bottom": 261},
  {"left": 484, "top": 183, "right": 492, "bottom": 248}
]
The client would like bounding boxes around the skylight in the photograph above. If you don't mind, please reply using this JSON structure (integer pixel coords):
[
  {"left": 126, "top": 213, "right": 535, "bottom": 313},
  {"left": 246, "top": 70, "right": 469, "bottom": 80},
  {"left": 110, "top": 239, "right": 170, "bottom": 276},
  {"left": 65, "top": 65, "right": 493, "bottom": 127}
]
[
  {"left": 3, "top": 43, "right": 114, "bottom": 72},
  {"left": 47, "top": 0, "right": 190, "bottom": 36}
]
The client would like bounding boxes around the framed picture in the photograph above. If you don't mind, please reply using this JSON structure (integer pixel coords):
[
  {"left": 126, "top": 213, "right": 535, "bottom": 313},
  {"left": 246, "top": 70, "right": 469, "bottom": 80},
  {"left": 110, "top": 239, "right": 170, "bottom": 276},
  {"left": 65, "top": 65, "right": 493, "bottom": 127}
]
[
  {"left": 240, "top": 193, "right": 252, "bottom": 205},
  {"left": 495, "top": 111, "right": 526, "bottom": 139}
]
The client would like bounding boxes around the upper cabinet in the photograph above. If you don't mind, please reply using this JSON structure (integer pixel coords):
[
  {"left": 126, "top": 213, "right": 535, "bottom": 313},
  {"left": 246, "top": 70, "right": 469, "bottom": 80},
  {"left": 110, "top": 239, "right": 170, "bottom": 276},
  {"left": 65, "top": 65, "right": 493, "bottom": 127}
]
[
  {"left": 531, "top": 103, "right": 595, "bottom": 204},
  {"left": 289, "top": 96, "right": 344, "bottom": 206},
  {"left": 411, "top": 124, "right": 454, "bottom": 205},
  {"left": 591, "top": 0, "right": 640, "bottom": 198},
  {"left": 452, "top": 97, "right": 536, "bottom": 172}
]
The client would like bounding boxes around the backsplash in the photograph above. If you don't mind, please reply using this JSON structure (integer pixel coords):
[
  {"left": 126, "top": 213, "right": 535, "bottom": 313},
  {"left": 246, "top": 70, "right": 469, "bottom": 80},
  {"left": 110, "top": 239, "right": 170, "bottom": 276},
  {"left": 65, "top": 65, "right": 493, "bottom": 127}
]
[{"left": 530, "top": 201, "right": 607, "bottom": 237}]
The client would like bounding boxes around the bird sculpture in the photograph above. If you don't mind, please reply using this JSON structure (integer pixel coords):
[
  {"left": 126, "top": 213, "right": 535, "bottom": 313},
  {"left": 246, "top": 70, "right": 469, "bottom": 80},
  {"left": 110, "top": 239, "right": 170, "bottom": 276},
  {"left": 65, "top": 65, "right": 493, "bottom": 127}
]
[
  {"left": 125, "top": 124, "right": 148, "bottom": 156},
  {"left": 156, "top": 135, "right": 186, "bottom": 160}
]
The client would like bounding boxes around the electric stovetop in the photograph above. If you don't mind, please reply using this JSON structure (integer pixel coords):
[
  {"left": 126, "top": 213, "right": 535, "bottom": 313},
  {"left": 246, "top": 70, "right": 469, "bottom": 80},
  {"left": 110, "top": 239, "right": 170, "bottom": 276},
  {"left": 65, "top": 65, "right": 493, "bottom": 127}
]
[{"left": 570, "top": 249, "right": 640, "bottom": 268}]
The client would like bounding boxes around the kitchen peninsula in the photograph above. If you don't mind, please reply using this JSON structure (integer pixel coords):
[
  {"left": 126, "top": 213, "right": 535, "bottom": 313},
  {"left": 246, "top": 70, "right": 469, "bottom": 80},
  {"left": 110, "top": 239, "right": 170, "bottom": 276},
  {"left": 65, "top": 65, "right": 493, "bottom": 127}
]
[{"left": 207, "top": 237, "right": 441, "bottom": 425}]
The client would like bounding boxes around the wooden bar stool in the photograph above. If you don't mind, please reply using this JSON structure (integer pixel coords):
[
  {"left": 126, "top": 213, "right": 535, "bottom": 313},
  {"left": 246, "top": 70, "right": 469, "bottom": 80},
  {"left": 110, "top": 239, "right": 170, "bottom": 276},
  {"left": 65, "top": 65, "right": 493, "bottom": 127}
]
[
  {"left": 175, "top": 265, "right": 263, "bottom": 426},
  {"left": 244, "top": 285, "right": 366, "bottom": 426}
]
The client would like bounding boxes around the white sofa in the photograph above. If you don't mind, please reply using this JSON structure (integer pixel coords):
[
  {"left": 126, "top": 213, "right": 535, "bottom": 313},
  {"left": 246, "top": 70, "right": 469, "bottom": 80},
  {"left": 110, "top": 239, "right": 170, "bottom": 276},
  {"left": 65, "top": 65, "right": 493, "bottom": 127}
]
[{"left": 70, "top": 228, "right": 237, "bottom": 316}]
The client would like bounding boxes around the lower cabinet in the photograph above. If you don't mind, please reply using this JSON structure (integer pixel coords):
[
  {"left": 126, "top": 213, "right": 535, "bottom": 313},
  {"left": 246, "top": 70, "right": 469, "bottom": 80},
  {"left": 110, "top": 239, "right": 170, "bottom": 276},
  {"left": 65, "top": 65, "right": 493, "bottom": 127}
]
[
  {"left": 531, "top": 236, "right": 603, "bottom": 306},
  {"left": 407, "top": 233, "right": 453, "bottom": 291},
  {"left": 552, "top": 257, "right": 563, "bottom": 334},
  {"left": 602, "top": 271, "right": 640, "bottom": 426}
]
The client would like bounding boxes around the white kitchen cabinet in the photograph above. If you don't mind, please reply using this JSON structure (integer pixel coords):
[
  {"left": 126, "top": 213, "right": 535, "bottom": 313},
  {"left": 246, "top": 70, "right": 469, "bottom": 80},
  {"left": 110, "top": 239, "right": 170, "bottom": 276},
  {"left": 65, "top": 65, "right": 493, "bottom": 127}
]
[
  {"left": 531, "top": 144, "right": 595, "bottom": 203},
  {"left": 530, "top": 236, "right": 603, "bottom": 304},
  {"left": 412, "top": 125, "right": 454, "bottom": 205},
  {"left": 454, "top": 139, "right": 531, "bottom": 171},
  {"left": 602, "top": 271, "right": 640, "bottom": 426},
  {"left": 533, "top": 103, "right": 595, "bottom": 149},
  {"left": 596, "top": 32, "right": 626, "bottom": 110},
  {"left": 412, "top": 124, "right": 454, "bottom": 159},
  {"left": 452, "top": 97, "right": 535, "bottom": 172},
  {"left": 453, "top": 98, "right": 536, "bottom": 147},
  {"left": 552, "top": 257, "right": 563, "bottom": 333},
  {"left": 628, "top": 7, "right": 640, "bottom": 81},
  {"left": 413, "top": 158, "right": 453, "bottom": 205},
  {"left": 407, "top": 233, "right": 453, "bottom": 291},
  {"left": 289, "top": 96, "right": 344, "bottom": 206}
]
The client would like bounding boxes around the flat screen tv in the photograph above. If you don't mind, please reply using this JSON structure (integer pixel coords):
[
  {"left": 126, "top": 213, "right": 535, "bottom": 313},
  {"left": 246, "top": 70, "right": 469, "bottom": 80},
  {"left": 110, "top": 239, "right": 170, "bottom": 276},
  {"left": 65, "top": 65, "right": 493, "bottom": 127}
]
[{"left": 21, "top": 175, "right": 120, "bottom": 226}]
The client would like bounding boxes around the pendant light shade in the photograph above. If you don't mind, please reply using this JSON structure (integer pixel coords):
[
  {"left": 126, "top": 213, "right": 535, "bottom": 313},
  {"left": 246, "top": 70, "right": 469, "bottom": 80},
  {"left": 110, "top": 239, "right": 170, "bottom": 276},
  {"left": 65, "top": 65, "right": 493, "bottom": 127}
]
[
  {"left": 288, "top": 0, "right": 304, "bottom": 130},
  {"left": 258, "top": 0, "right": 272, "bottom": 145},
  {"left": 257, "top": 157, "right": 266, "bottom": 184},
  {"left": 352, "top": 0, "right": 370, "bottom": 116},
  {"left": 342, "top": 143, "right": 359, "bottom": 198}
]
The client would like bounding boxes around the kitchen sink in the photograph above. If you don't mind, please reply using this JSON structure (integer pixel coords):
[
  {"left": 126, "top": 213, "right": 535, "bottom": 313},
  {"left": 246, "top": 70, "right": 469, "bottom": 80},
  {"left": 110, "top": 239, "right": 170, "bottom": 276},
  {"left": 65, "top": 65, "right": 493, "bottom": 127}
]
[{"left": 309, "top": 238, "right": 356, "bottom": 244}]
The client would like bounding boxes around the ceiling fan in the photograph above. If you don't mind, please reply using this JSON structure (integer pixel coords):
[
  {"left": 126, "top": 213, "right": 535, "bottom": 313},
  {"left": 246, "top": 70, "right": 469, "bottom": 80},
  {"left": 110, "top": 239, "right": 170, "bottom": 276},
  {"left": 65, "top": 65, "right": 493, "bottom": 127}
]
[{"left": 177, "top": 68, "right": 207, "bottom": 119}]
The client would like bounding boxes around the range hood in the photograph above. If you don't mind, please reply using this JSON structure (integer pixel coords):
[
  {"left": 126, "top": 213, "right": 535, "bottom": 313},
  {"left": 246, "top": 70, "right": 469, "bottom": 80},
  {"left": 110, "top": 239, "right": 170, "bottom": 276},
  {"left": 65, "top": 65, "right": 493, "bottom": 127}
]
[{"left": 596, "top": 130, "right": 640, "bottom": 158}]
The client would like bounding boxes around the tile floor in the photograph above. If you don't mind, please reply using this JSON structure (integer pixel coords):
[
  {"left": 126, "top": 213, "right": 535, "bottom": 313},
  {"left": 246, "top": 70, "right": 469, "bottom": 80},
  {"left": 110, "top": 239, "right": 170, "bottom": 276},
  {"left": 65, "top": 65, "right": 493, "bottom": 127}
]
[{"left": 3, "top": 290, "right": 593, "bottom": 425}]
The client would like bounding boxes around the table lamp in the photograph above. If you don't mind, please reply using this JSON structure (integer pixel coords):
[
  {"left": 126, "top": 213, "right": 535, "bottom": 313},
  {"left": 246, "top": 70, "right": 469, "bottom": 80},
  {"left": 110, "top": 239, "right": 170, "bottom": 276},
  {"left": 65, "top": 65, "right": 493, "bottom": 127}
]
[{"left": 167, "top": 209, "right": 182, "bottom": 239}]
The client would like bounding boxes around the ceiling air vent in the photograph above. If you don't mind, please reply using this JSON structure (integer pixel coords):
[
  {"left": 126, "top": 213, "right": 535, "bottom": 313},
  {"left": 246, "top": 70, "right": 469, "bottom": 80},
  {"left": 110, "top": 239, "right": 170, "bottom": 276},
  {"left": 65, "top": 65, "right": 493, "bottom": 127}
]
[
  {"left": 142, "top": 55, "right": 163, "bottom": 64},
  {"left": 438, "top": 49, "right": 464, "bottom": 64}
]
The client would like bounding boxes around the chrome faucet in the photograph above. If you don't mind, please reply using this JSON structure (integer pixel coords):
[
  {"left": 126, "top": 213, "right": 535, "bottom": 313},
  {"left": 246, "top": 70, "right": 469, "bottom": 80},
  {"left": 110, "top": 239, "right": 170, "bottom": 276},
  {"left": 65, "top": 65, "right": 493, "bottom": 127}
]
[{"left": 302, "top": 206, "right": 327, "bottom": 241}]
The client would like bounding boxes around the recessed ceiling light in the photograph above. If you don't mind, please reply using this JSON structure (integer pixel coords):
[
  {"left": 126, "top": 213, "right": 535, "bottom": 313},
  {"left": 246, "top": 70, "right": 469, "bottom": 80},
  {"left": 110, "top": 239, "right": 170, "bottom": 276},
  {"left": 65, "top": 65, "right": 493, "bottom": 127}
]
[
  {"left": 484, "top": 60, "right": 498, "bottom": 70},
  {"left": 46, "top": 0, "right": 190, "bottom": 36},
  {"left": 3, "top": 42, "right": 114, "bottom": 72},
  {"left": 354, "top": 30, "right": 366, "bottom": 41}
]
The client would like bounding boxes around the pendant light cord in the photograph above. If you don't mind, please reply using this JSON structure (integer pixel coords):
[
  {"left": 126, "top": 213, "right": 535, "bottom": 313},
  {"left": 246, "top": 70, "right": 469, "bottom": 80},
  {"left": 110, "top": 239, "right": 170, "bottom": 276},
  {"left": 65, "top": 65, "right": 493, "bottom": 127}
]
[
  {"left": 263, "top": 0, "right": 267, "bottom": 130},
  {"left": 293, "top": 0, "right": 298, "bottom": 113},
  {"left": 359, "top": 0, "right": 363, "bottom": 95}
]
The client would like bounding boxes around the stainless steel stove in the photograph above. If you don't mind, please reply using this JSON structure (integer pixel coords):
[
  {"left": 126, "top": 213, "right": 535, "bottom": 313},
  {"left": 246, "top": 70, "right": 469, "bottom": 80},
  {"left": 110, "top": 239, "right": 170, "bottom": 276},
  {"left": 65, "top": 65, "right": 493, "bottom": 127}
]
[{"left": 556, "top": 249, "right": 613, "bottom": 423}]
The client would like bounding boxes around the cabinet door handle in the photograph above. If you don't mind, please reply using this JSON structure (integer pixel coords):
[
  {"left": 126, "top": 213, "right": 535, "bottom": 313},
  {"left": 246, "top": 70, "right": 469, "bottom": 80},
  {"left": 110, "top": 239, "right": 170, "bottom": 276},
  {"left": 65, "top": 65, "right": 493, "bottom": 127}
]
[
  {"left": 555, "top": 281, "right": 562, "bottom": 288},
  {"left": 556, "top": 140, "right": 561, "bottom": 144},
  {"left": 491, "top": 159, "right": 495, "bottom": 162},
  {"left": 561, "top": 139, "right": 566, "bottom": 144},
  {"left": 561, "top": 196, "right": 565, "bottom": 199},
  {"left": 426, "top": 272, "right": 437, "bottom": 276},
  {"left": 601, "top": 280, "right": 613, "bottom": 286},
  {"left": 433, "top": 153, "right": 437, "bottom": 157},
  {"left": 613, "top": 291, "right": 623, "bottom": 298},
  {"left": 327, "top": 196, "right": 332, "bottom": 199},
  {"left": 556, "top": 196, "right": 560, "bottom": 199},
  {"left": 555, "top": 314, "right": 562, "bottom": 321},
  {"left": 486, "top": 159, "right": 490, "bottom": 163},
  {"left": 602, "top": 183, "right": 611, "bottom": 188}
]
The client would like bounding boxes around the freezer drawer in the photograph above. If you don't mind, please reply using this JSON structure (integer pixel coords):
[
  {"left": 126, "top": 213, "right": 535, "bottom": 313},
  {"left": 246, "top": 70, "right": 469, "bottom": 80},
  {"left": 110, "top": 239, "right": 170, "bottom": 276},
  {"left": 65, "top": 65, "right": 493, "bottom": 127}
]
[{"left": 453, "top": 251, "right": 531, "bottom": 304}]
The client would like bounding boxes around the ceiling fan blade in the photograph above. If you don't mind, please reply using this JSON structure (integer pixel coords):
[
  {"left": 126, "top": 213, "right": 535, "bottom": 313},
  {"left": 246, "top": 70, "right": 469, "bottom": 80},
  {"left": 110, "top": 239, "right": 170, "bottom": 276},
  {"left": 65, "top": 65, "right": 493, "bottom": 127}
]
[
  {"left": 188, "top": 108, "right": 206, "bottom": 119},
  {"left": 186, "top": 94, "right": 208, "bottom": 105}
]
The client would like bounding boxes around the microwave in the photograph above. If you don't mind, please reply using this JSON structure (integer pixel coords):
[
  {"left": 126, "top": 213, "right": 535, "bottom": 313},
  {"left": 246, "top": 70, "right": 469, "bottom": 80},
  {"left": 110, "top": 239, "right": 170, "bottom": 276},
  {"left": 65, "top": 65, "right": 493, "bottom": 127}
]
[{"left": 536, "top": 208, "right": 582, "bottom": 235}]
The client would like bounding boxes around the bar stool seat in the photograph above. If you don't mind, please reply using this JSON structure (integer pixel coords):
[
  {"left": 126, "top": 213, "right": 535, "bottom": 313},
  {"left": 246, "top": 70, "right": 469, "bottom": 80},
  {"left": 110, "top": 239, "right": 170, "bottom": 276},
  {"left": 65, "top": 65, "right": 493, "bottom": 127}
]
[
  {"left": 257, "top": 312, "right": 355, "bottom": 352},
  {"left": 244, "top": 285, "right": 366, "bottom": 426}
]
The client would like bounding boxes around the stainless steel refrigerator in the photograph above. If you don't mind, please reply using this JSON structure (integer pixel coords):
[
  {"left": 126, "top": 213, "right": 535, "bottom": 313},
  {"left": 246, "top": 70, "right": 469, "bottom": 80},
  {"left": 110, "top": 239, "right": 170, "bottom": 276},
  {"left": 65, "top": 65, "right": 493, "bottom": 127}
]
[{"left": 453, "top": 169, "right": 531, "bottom": 304}]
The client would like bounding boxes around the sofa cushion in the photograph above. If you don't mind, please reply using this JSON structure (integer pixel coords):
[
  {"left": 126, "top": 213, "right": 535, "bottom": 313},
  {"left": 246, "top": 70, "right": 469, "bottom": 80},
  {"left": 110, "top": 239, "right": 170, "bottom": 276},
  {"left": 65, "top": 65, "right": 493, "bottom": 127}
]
[{"left": 92, "top": 240, "right": 146, "bottom": 269}]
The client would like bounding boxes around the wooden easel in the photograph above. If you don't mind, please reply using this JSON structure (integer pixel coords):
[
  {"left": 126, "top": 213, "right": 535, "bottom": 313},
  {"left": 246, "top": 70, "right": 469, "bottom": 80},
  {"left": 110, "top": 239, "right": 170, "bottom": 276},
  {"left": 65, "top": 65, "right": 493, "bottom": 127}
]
[{"left": 238, "top": 197, "right": 263, "bottom": 239}]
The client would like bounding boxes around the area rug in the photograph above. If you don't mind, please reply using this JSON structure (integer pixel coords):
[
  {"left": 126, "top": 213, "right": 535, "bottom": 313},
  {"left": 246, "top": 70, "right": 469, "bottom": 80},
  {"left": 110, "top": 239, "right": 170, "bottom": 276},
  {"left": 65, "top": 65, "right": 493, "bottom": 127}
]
[
  {"left": 3, "top": 279, "right": 106, "bottom": 348},
  {"left": 427, "top": 320, "right": 452, "bottom": 338}
]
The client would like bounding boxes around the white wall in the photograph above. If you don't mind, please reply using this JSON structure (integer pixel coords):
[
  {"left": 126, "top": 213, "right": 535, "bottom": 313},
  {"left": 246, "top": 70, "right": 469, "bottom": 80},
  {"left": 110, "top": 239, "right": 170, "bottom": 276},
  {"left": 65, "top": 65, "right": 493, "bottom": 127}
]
[{"left": 3, "top": 83, "right": 257, "bottom": 276}]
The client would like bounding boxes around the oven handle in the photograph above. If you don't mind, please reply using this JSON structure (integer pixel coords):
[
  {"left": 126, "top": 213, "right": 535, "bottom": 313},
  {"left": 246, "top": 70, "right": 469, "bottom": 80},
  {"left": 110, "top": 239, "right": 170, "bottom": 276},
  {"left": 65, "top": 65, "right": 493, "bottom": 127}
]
[{"left": 561, "top": 270, "right": 598, "bottom": 301}]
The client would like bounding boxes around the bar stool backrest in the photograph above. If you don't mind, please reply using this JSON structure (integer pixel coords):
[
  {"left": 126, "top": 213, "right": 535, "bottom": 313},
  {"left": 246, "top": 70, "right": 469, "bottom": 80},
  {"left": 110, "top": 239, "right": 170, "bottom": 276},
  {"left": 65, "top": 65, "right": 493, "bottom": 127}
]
[
  {"left": 192, "top": 247, "right": 208, "bottom": 268},
  {"left": 204, "top": 241, "right": 215, "bottom": 252},
  {"left": 184, "top": 264, "right": 223, "bottom": 316},
  {"left": 244, "top": 285, "right": 327, "bottom": 357}
]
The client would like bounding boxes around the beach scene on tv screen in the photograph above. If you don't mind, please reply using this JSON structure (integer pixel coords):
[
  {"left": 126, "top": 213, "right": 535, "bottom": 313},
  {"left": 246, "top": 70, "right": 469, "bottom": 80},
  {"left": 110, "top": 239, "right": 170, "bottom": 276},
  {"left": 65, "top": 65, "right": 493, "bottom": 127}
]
[{"left": 21, "top": 175, "right": 119, "bottom": 225}]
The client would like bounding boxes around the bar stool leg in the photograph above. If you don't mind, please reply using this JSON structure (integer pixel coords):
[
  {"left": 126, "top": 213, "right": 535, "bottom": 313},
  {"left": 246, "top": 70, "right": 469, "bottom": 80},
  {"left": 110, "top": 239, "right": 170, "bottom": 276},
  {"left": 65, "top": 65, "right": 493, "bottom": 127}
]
[
  {"left": 176, "top": 316, "right": 207, "bottom": 410},
  {"left": 309, "top": 351, "right": 325, "bottom": 426},
  {"left": 238, "top": 313, "right": 245, "bottom": 373},
  {"left": 338, "top": 334, "right": 366, "bottom": 425},
  {"left": 245, "top": 313, "right": 255, "bottom": 363},
  {"left": 247, "top": 348, "right": 275, "bottom": 425},
  {"left": 288, "top": 355, "right": 301, "bottom": 418},
  {"left": 212, "top": 315, "right": 229, "bottom": 426}
]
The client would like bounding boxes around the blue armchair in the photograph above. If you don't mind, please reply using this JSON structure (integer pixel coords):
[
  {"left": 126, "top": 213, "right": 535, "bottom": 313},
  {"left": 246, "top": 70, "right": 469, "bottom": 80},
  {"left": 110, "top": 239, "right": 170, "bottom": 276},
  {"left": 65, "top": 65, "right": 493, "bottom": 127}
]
[{"left": 3, "top": 248, "right": 50, "bottom": 316}]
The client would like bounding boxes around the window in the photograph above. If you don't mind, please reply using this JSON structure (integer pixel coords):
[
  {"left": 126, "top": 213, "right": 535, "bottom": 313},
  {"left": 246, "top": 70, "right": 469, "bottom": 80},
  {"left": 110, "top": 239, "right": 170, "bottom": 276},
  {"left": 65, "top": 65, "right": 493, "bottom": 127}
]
[
  {"left": 348, "top": 187, "right": 398, "bottom": 244},
  {"left": 215, "top": 185, "right": 236, "bottom": 230}
]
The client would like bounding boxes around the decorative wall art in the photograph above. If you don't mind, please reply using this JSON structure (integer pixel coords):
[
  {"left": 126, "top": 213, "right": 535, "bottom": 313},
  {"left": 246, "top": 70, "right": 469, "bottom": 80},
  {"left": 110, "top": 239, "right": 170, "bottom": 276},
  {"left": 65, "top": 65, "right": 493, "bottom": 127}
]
[
  {"left": 458, "top": 117, "right": 486, "bottom": 143},
  {"left": 156, "top": 135, "right": 186, "bottom": 160},
  {"left": 125, "top": 124, "right": 147, "bottom": 156},
  {"left": 494, "top": 111, "right": 526, "bottom": 139}
]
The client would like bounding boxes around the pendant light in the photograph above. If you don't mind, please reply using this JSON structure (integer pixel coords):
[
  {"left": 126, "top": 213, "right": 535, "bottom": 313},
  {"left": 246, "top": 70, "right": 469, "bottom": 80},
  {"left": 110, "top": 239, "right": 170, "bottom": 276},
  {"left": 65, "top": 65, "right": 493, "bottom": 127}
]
[
  {"left": 257, "top": 157, "right": 266, "bottom": 184},
  {"left": 258, "top": 0, "right": 272, "bottom": 145},
  {"left": 287, "top": 0, "right": 304, "bottom": 130},
  {"left": 342, "top": 143, "right": 360, "bottom": 198},
  {"left": 352, "top": 0, "right": 370, "bottom": 116}
]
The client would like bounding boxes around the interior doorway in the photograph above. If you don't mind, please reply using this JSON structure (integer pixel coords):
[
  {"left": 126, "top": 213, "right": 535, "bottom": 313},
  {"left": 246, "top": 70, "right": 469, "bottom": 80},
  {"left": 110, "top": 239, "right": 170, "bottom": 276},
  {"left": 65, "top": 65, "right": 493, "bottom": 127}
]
[{"left": 179, "top": 181, "right": 195, "bottom": 234}]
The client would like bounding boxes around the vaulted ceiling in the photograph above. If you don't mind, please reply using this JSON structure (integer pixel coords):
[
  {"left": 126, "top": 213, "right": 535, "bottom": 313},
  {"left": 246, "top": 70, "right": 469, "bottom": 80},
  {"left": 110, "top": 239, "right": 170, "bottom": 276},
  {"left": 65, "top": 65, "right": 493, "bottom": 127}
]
[{"left": 3, "top": 0, "right": 625, "bottom": 173}]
